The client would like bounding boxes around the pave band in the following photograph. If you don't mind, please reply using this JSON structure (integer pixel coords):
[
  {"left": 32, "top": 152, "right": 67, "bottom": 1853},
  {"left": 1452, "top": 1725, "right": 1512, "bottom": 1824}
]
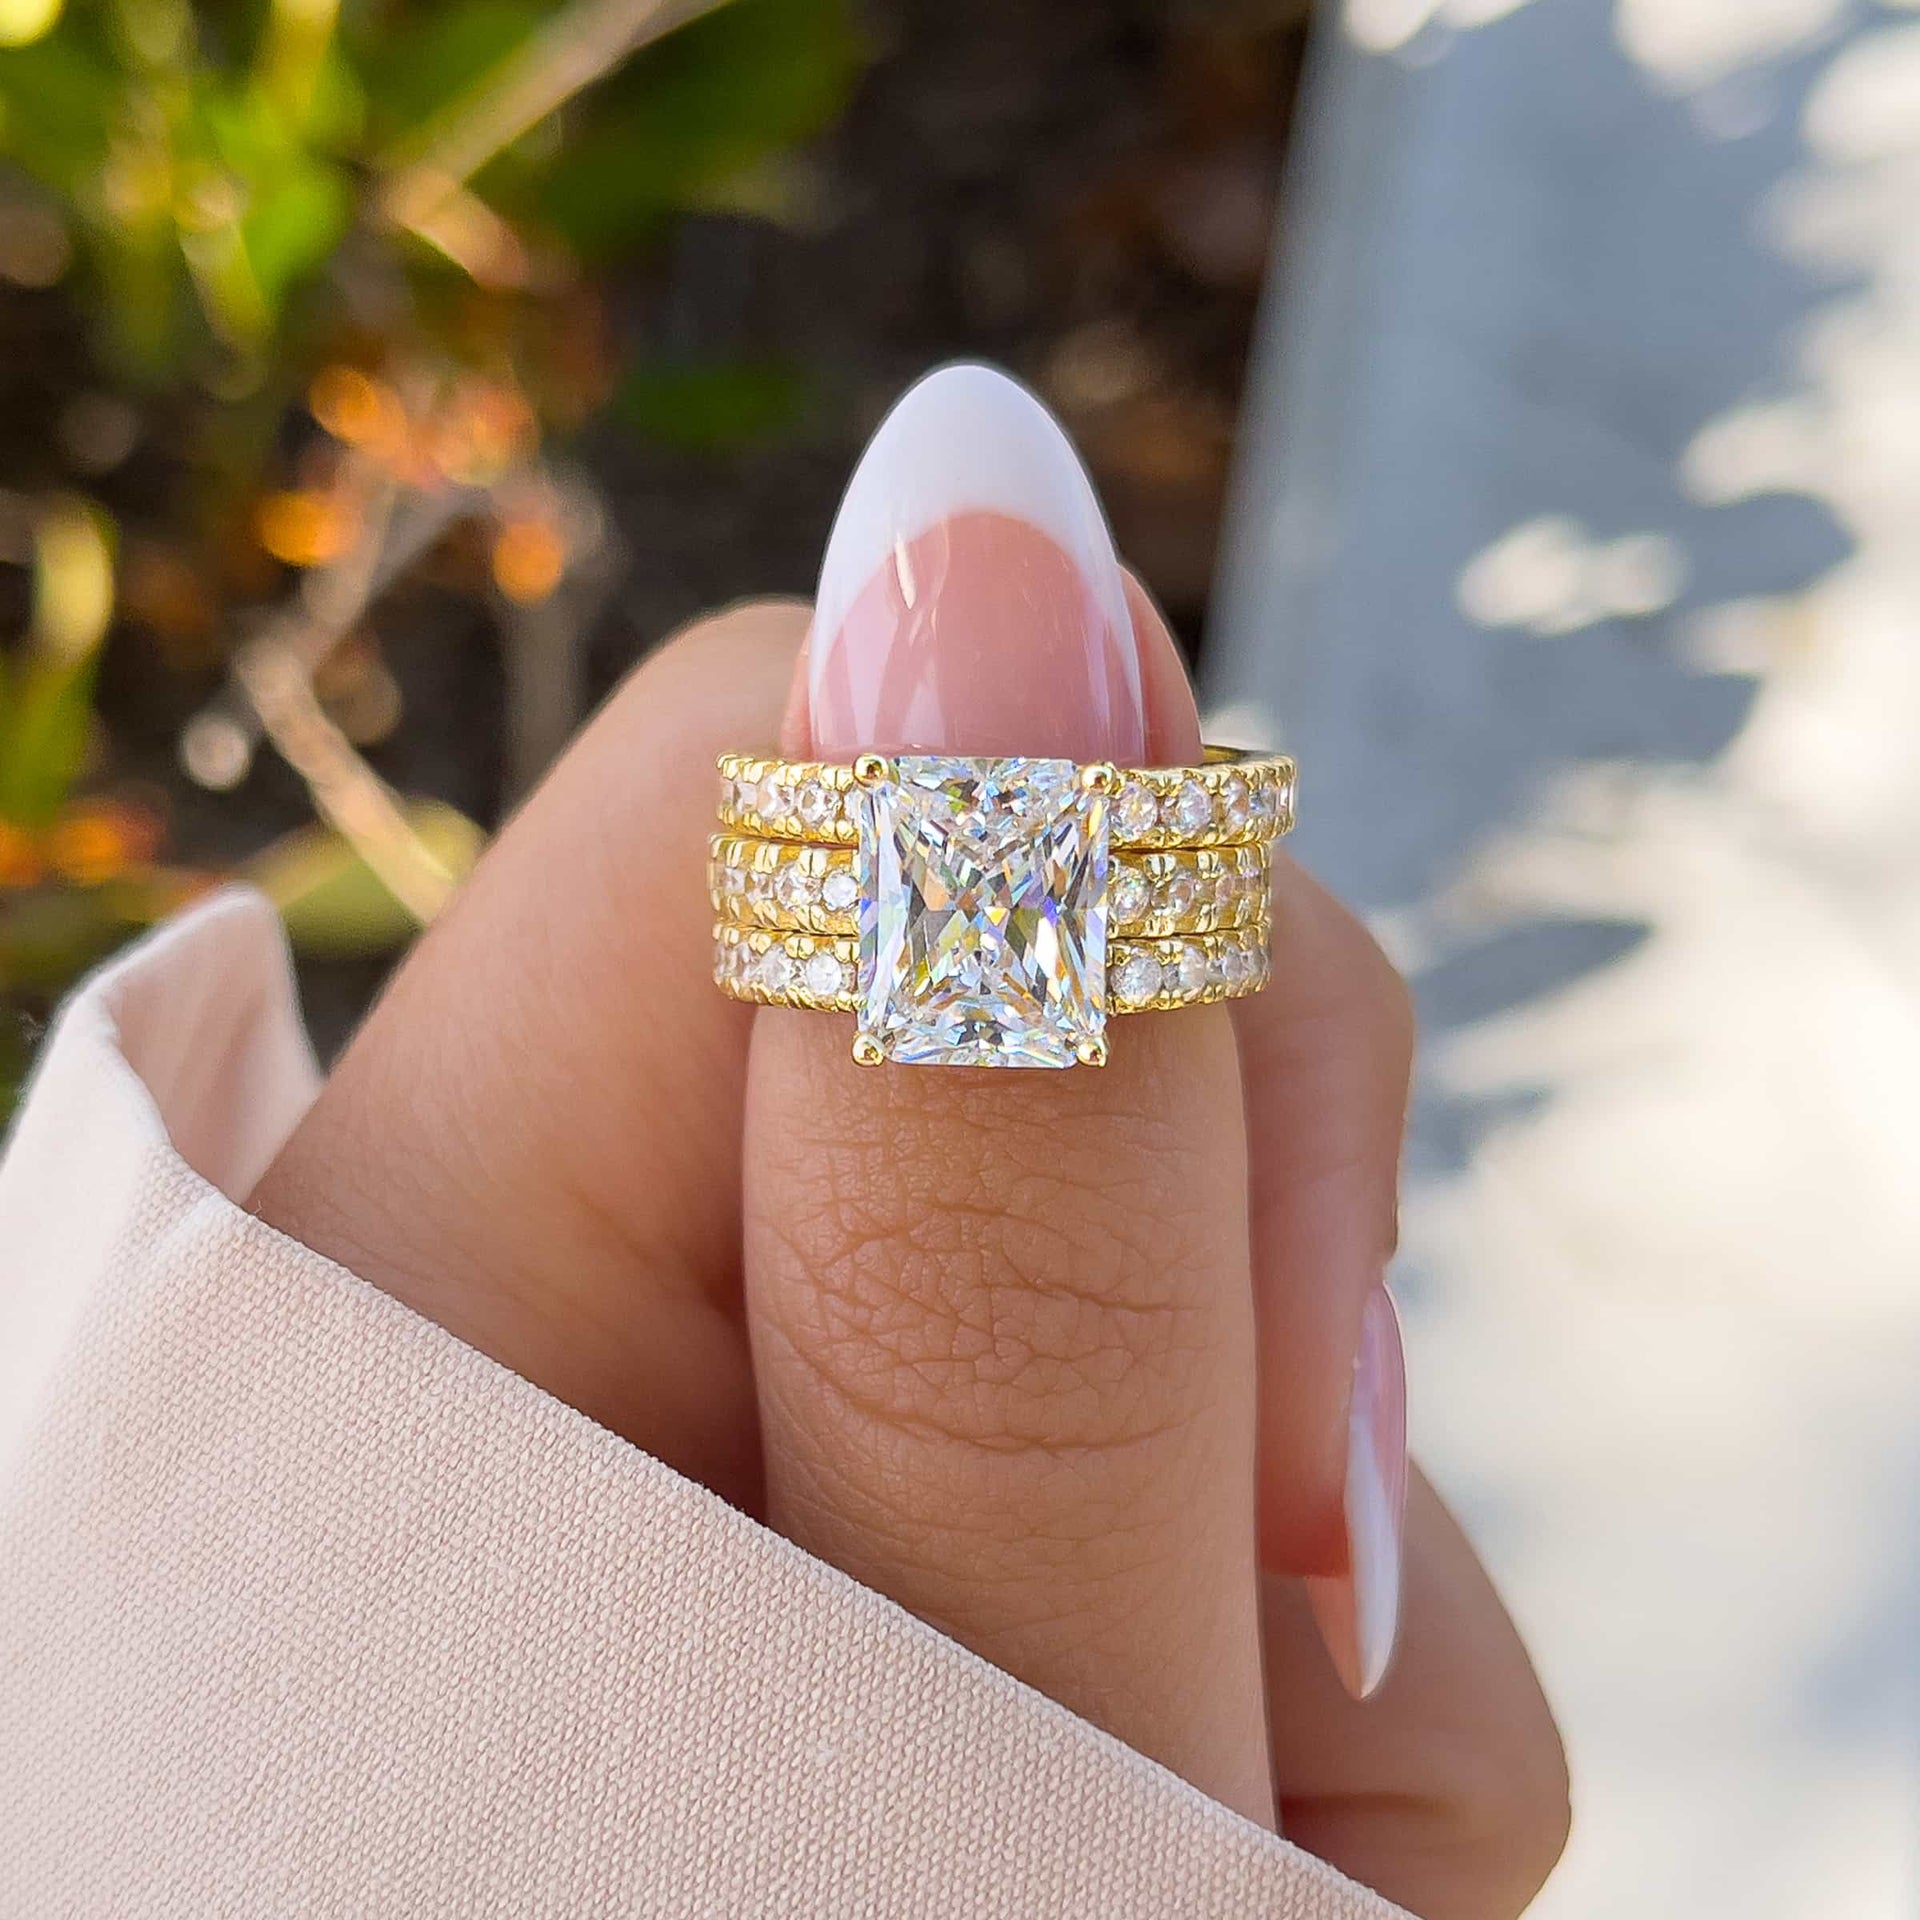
[
  {"left": 716, "top": 746, "right": 1295, "bottom": 849},
  {"left": 711, "top": 747, "right": 1294, "bottom": 1068}
]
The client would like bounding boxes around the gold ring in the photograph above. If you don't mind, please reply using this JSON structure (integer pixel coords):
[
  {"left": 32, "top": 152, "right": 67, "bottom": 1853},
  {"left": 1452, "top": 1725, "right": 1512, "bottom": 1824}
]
[{"left": 710, "top": 748, "right": 1294, "bottom": 1069}]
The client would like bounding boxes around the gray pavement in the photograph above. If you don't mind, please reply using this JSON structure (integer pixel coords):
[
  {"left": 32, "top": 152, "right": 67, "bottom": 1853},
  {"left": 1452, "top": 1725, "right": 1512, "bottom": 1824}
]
[{"left": 1206, "top": 1, "right": 1920, "bottom": 1911}]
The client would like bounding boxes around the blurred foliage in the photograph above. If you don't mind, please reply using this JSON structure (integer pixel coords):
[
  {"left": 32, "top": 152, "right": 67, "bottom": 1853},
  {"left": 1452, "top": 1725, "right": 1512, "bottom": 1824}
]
[
  {"left": 0, "top": 0, "right": 863, "bottom": 1118},
  {"left": 0, "top": 0, "right": 860, "bottom": 385}
]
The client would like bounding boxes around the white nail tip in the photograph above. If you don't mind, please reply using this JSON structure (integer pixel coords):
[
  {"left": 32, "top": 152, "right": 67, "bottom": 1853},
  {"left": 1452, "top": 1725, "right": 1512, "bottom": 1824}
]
[{"left": 810, "top": 361, "right": 1134, "bottom": 697}]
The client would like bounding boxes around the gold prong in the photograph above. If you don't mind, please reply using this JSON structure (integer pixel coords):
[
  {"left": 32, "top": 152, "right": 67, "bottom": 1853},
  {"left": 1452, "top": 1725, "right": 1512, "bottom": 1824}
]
[
  {"left": 851, "top": 1031, "right": 886, "bottom": 1067},
  {"left": 853, "top": 753, "right": 893, "bottom": 789},
  {"left": 1081, "top": 761, "right": 1119, "bottom": 795},
  {"left": 1074, "top": 1034, "right": 1109, "bottom": 1068}
]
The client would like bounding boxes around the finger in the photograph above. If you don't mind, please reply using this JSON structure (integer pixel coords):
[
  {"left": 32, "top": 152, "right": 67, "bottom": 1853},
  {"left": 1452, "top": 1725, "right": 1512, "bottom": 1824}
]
[
  {"left": 1183, "top": 657, "right": 1568, "bottom": 1910},
  {"left": 742, "top": 365, "right": 1275, "bottom": 1823},
  {"left": 1263, "top": 1471, "right": 1571, "bottom": 1920},
  {"left": 250, "top": 599, "right": 809, "bottom": 1507},
  {"left": 1233, "top": 849, "right": 1415, "bottom": 1668}
]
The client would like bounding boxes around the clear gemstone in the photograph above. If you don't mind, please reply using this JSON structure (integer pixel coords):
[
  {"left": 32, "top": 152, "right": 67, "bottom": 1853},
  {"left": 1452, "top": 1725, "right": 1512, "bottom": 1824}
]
[
  {"left": 821, "top": 867, "right": 860, "bottom": 913},
  {"left": 758, "top": 776, "right": 794, "bottom": 821},
  {"left": 1251, "top": 777, "right": 1277, "bottom": 823},
  {"left": 1111, "top": 866, "right": 1152, "bottom": 923},
  {"left": 1221, "top": 774, "right": 1251, "bottom": 830},
  {"left": 758, "top": 945, "right": 794, "bottom": 993},
  {"left": 1113, "top": 950, "right": 1162, "bottom": 1006},
  {"left": 798, "top": 779, "right": 838, "bottom": 830},
  {"left": 802, "top": 949, "right": 846, "bottom": 998},
  {"left": 857, "top": 755, "right": 1108, "bottom": 1068},
  {"left": 775, "top": 863, "right": 819, "bottom": 911},
  {"left": 1174, "top": 943, "right": 1209, "bottom": 997},
  {"left": 1167, "top": 778, "right": 1213, "bottom": 836},
  {"left": 1161, "top": 869, "right": 1200, "bottom": 915},
  {"left": 1115, "top": 780, "right": 1158, "bottom": 839}
]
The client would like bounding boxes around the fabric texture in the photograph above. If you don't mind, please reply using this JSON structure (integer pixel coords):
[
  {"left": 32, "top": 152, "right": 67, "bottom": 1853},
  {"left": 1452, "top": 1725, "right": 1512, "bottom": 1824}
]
[{"left": 0, "top": 891, "right": 1405, "bottom": 1918}]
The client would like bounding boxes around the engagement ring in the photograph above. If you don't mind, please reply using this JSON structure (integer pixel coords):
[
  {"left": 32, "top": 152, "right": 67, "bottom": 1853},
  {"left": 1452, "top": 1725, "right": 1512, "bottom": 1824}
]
[{"left": 711, "top": 748, "right": 1294, "bottom": 1069}]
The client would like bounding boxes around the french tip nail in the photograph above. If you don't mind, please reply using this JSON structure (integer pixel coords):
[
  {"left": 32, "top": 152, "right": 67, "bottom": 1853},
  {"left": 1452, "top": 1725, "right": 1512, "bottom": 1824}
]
[
  {"left": 1309, "top": 1285, "right": 1408, "bottom": 1702},
  {"left": 808, "top": 362, "right": 1143, "bottom": 759}
]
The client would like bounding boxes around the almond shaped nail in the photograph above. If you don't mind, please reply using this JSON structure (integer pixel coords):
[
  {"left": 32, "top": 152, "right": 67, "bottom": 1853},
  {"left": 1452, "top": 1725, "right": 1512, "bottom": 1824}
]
[
  {"left": 1308, "top": 1285, "right": 1409, "bottom": 1701},
  {"left": 808, "top": 362, "right": 1145, "bottom": 761}
]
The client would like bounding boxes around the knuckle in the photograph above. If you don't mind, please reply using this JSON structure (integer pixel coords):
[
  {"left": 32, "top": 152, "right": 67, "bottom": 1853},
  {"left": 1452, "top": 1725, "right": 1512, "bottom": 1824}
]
[{"left": 756, "top": 1082, "right": 1240, "bottom": 1466}]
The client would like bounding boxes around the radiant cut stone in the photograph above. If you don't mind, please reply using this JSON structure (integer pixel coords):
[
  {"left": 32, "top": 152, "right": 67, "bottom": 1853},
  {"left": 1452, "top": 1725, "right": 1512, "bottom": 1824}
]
[{"left": 857, "top": 755, "right": 1108, "bottom": 1068}]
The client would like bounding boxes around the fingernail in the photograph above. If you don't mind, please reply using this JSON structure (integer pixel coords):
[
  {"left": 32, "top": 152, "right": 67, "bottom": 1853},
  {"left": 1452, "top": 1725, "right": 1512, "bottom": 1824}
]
[
  {"left": 809, "top": 362, "right": 1144, "bottom": 758},
  {"left": 1308, "top": 1286, "right": 1408, "bottom": 1701}
]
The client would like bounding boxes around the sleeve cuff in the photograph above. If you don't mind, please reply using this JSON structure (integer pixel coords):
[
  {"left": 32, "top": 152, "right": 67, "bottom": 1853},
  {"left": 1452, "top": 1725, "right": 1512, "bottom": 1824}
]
[{"left": 0, "top": 891, "right": 1402, "bottom": 1919}]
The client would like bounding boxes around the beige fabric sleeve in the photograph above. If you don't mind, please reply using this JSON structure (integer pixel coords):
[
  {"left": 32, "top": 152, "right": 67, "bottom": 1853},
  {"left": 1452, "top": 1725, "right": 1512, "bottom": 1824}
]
[{"left": 0, "top": 890, "right": 1405, "bottom": 1919}]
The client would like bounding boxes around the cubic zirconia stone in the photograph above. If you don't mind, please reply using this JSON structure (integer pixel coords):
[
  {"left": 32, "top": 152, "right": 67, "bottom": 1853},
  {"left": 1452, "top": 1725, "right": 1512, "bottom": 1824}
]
[
  {"left": 797, "top": 779, "right": 838, "bottom": 830},
  {"left": 803, "top": 949, "right": 846, "bottom": 998},
  {"left": 821, "top": 868, "right": 860, "bottom": 913},
  {"left": 1161, "top": 869, "right": 1200, "bottom": 916},
  {"left": 758, "top": 776, "right": 794, "bottom": 821},
  {"left": 857, "top": 755, "right": 1108, "bottom": 1068},
  {"left": 1111, "top": 867, "right": 1152, "bottom": 922},
  {"left": 1168, "top": 778, "right": 1213, "bottom": 836},
  {"left": 1174, "top": 942, "right": 1209, "bottom": 997},
  {"left": 1221, "top": 774, "right": 1251, "bottom": 831},
  {"left": 775, "top": 863, "right": 819, "bottom": 911},
  {"left": 1115, "top": 779, "right": 1158, "bottom": 839},
  {"left": 1113, "top": 950, "right": 1162, "bottom": 1007},
  {"left": 757, "top": 945, "right": 794, "bottom": 993}
]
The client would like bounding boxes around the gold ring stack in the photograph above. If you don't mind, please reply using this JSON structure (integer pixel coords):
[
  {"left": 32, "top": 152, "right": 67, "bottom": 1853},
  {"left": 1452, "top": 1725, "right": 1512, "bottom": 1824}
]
[{"left": 711, "top": 747, "right": 1294, "bottom": 1070}]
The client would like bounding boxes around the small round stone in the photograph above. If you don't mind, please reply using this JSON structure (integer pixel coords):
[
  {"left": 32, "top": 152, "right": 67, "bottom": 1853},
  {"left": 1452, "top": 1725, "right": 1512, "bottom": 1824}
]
[
  {"left": 1250, "top": 777, "right": 1278, "bottom": 823},
  {"left": 797, "top": 779, "right": 838, "bottom": 830},
  {"left": 1174, "top": 943, "right": 1209, "bottom": 997},
  {"left": 1160, "top": 869, "right": 1200, "bottom": 916},
  {"left": 757, "top": 945, "right": 795, "bottom": 993},
  {"left": 1220, "top": 943, "right": 1253, "bottom": 988},
  {"left": 821, "top": 868, "right": 860, "bottom": 913},
  {"left": 1113, "top": 951, "right": 1163, "bottom": 1006},
  {"left": 1115, "top": 780, "right": 1159, "bottom": 839},
  {"left": 758, "top": 776, "right": 795, "bottom": 821},
  {"left": 718, "top": 862, "right": 746, "bottom": 895},
  {"left": 1167, "top": 778, "right": 1213, "bottom": 837},
  {"left": 1221, "top": 774, "right": 1251, "bottom": 831},
  {"left": 776, "top": 863, "right": 819, "bottom": 911},
  {"left": 802, "top": 949, "right": 846, "bottom": 999},
  {"left": 1110, "top": 867, "right": 1152, "bottom": 922}
]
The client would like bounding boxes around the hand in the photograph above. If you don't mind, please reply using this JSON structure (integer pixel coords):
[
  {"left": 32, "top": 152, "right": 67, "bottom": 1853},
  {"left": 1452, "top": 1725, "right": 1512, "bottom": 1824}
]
[{"left": 251, "top": 367, "right": 1567, "bottom": 1919}]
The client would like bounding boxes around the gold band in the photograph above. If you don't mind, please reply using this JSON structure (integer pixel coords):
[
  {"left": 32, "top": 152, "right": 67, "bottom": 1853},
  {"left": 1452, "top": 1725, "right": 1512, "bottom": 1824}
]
[{"left": 716, "top": 746, "right": 1295, "bottom": 849}]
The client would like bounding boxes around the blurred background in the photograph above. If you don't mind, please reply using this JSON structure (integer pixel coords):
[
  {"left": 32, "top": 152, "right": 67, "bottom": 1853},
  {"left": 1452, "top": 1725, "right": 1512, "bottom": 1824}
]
[{"left": 0, "top": 0, "right": 1913, "bottom": 1913}]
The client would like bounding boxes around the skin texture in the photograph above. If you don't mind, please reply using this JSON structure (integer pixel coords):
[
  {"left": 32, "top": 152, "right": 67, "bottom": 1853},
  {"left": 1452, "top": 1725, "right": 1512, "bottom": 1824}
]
[{"left": 252, "top": 586, "right": 1570, "bottom": 1918}]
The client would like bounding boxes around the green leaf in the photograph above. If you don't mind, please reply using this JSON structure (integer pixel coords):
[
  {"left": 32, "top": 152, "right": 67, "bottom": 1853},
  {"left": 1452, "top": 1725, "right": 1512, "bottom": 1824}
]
[
  {"left": 245, "top": 800, "right": 487, "bottom": 956},
  {"left": 0, "top": 652, "right": 98, "bottom": 828},
  {"left": 619, "top": 355, "right": 809, "bottom": 453},
  {"left": 241, "top": 151, "right": 350, "bottom": 308},
  {"left": 532, "top": 0, "right": 862, "bottom": 256},
  {"left": 356, "top": 0, "right": 548, "bottom": 136},
  {"left": 0, "top": 34, "right": 119, "bottom": 196}
]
